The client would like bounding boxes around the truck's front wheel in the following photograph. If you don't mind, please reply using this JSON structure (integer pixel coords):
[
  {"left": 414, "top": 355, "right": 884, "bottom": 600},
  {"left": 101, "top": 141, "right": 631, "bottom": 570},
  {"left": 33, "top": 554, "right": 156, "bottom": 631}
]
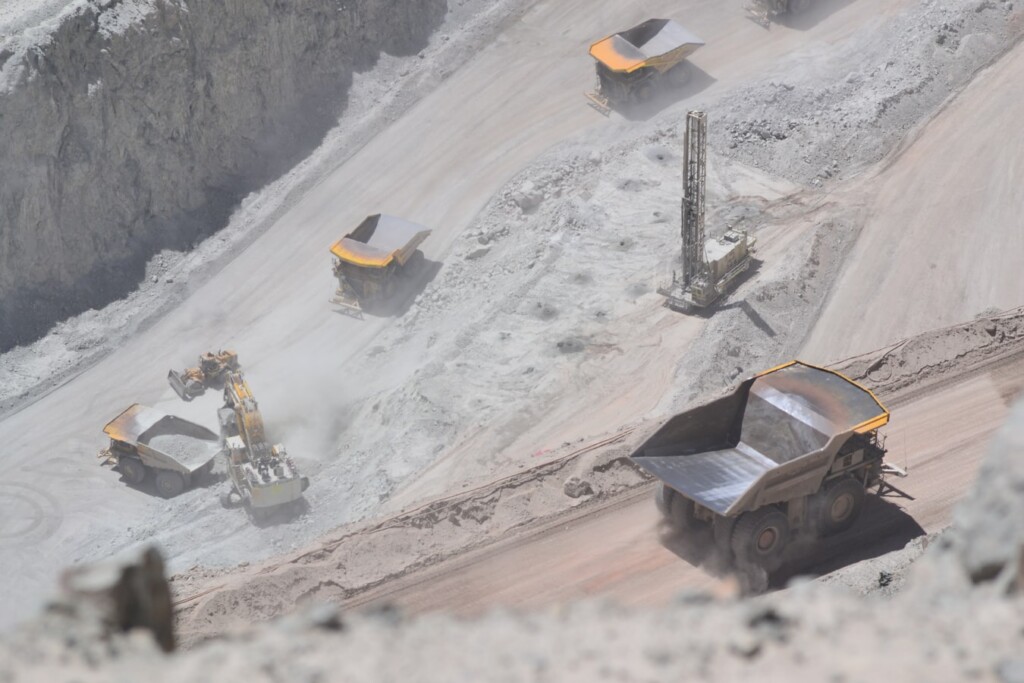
[
  {"left": 732, "top": 507, "right": 790, "bottom": 568},
  {"left": 119, "top": 456, "right": 147, "bottom": 486}
]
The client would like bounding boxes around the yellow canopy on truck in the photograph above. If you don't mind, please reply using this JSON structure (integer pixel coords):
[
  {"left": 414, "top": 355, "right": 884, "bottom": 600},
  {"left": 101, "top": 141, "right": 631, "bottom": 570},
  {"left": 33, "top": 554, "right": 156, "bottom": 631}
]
[
  {"left": 589, "top": 18, "right": 704, "bottom": 74},
  {"left": 330, "top": 214, "right": 432, "bottom": 269}
]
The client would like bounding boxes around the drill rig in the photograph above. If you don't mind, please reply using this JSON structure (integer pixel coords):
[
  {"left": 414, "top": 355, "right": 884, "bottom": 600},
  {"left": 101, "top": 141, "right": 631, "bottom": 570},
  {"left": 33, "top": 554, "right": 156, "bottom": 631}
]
[
  {"left": 658, "top": 111, "right": 755, "bottom": 310},
  {"left": 219, "top": 372, "right": 308, "bottom": 519}
]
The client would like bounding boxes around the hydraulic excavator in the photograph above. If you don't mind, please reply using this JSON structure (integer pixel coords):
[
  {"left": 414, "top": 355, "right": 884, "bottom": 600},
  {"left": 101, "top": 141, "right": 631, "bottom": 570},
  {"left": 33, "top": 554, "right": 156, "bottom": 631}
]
[{"left": 219, "top": 372, "right": 308, "bottom": 519}]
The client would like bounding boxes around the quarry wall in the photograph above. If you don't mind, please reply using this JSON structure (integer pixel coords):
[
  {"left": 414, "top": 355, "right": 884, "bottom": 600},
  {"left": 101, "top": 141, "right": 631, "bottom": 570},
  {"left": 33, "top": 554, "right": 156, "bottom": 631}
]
[{"left": 0, "top": 0, "right": 446, "bottom": 350}]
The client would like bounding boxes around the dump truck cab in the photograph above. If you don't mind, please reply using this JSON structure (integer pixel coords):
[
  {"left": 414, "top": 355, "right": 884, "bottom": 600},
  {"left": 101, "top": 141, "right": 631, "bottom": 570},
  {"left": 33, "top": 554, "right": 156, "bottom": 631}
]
[
  {"left": 632, "top": 361, "right": 895, "bottom": 568},
  {"left": 330, "top": 214, "right": 431, "bottom": 316},
  {"left": 587, "top": 19, "right": 704, "bottom": 113}
]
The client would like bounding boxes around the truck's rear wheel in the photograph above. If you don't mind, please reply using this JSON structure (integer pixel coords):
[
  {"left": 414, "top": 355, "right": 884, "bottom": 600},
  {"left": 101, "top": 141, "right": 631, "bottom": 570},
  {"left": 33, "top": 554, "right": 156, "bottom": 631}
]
[
  {"left": 669, "top": 494, "right": 702, "bottom": 531},
  {"left": 654, "top": 483, "right": 673, "bottom": 516},
  {"left": 667, "top": 62, "right": 693, "bottom": 87},
  {"left": 154, "top": 471, "right": 186, "bottom": 498},
  {"left": 119, "top": 457, "right": 147, "bottom": 486},
  {"left": 657, "top": 485, "right": 701, "bottom": 531},
  {"left": 732, "top": 507, "right": 790, "bottom": 568},
  {"left": 818, "top": 477, "right": 865, "bottom": 535}
]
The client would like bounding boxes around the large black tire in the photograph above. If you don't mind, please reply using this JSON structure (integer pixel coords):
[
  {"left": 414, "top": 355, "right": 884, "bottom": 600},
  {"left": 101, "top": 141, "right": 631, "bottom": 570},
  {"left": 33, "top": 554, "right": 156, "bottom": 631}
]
[
  {"left": 817, "top": 477, "right": 865, "bottom": 536},
  {"left": 666, "top": 62, "right": 693, "bottom": 87},
  {"left": 406, "top": 250, "right": 426, "bottom": 275},
  {"left": 713, "top": 515, "right": 738, "bottom": 557},
  {"left": 731, "top": 506, "right": 790, "bottom": 568},
  {"left": 119, "top": 457, "right": 147, "bottom": 486},
  {"left": 154, "top": 471, "right": 186, "bottom": 499},
  {"left": 655, "top": 484, "right": 702, "bottom": 530},
  {"left": 669, "top": 493, "right": 702, "bottom": 531},
  {"left": 633, "top": 82, "right": 655, "bottom": 103},
  {"left": 654, "top": 483, "right": 673, "bottom": 516}
]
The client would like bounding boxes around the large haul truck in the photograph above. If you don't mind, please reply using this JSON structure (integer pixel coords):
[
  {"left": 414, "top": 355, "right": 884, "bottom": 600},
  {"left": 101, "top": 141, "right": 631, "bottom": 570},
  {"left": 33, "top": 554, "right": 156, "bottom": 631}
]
[
  {"left": 101, "top": 404, "right": 220, "bottom": 498},
  {"left": 631, "top": 361, "right": 897, "bottom": 569}
]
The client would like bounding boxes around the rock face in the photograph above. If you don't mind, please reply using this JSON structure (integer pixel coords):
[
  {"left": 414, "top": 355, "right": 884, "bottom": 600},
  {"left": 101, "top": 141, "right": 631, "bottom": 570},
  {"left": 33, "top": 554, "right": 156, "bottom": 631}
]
[{"left": 0, "top": 0, "right": 446, "bottom": 351}]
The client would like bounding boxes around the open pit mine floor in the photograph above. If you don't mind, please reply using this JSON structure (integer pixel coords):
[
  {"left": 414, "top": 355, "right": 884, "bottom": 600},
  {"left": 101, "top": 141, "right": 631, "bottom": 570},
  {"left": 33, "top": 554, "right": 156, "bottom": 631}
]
[
  {"left": 2, "top": 0, "right": 947, "bottom": 629},
  {"left": 173, "top": 317, "right": 1024, "bottom": 642}
]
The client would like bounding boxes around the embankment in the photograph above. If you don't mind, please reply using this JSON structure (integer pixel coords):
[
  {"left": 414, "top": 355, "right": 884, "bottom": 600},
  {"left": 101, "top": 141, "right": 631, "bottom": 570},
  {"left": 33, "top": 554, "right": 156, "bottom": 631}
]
[{"left": 0, "top": 0, "right": 446, "bottom": 350}]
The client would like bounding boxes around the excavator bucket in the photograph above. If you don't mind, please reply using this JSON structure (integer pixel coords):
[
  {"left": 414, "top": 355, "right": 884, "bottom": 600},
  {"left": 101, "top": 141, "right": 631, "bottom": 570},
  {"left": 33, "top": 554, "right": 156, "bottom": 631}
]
[{"left": 167, "top": 369, "right": 204, "bottom": 402}]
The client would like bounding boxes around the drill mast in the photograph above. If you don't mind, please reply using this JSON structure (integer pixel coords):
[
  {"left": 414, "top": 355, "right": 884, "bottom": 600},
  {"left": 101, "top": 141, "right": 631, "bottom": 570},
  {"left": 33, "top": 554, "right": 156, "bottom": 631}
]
[{"left": 681, "top": 110, "right": 708, "bottom": 288}]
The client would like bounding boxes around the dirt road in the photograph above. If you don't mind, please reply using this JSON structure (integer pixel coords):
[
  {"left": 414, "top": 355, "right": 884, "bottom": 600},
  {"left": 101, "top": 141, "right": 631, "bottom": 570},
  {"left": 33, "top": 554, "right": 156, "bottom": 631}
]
[
  {"left": 802, "top": 39, "right": 1024, "bottom": 362},
  {"left": 339, "top": 352, "right": 1024, "bottom": 616},
  {"left": 0, "top": 0, "right": 918, "bottom": 628}
]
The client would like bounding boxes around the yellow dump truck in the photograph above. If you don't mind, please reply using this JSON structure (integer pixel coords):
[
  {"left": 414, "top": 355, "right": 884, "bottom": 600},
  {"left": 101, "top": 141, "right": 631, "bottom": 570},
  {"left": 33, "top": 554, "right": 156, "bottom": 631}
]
[
  {"left": 587, "top": 18, "right": 704, "bottom": 114},
  {"left": 101, "top": 404, "right": 220, "bottom": 497},
  {"left": 632, "top": 361, "right": 901, "bottom": 569},
  {"left": 330, "top": 214, "right": 431, "bottom": 316}
]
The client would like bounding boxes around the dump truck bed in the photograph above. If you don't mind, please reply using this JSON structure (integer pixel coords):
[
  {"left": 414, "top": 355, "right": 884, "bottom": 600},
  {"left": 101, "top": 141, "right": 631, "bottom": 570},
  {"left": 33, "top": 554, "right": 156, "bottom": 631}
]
[
  {"left": 329, "top": 214, "right": 431, "bottom": 268},
  {"left": 104, "top": 404, "right": 221, "bottom": 474},
  {"left": 590, "top": 19, "right": 704, "bottom": 74},
  {"left": 631, "top": 362, "right": 888, "bottom": 516}
]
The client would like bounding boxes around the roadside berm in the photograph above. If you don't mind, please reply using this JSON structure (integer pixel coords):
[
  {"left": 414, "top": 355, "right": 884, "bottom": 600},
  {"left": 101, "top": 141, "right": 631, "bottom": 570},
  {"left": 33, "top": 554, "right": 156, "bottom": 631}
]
[
  {"left": 3, "top": 395, "right": 1022, "bottom": 682},
  {"left": 159, "top": 308, "right": 1024, "bottom": 646}
]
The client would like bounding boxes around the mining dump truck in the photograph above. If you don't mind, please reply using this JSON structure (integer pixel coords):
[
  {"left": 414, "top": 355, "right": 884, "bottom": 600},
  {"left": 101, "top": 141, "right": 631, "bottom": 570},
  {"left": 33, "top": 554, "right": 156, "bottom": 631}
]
[
  {"left": 101, "top": 404, "right": 220, "bottom": 498},
  {"left": 586, "top": 18, "right": 704, "bottom": 114},
  {"left": 746, "top": 0, "right": 816, "bottom": 25},
  {"left": 218, "top": 372, "right": 308, "bottom": 519},
  {"left": 167, "top": 349, "right": 240, "bottom": 401},
  {"left": 631, "top": 361, "right": 895, "bottom": 568},
  {"left": 330, "top": 214, "right": 432, "bottom": 316}
]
